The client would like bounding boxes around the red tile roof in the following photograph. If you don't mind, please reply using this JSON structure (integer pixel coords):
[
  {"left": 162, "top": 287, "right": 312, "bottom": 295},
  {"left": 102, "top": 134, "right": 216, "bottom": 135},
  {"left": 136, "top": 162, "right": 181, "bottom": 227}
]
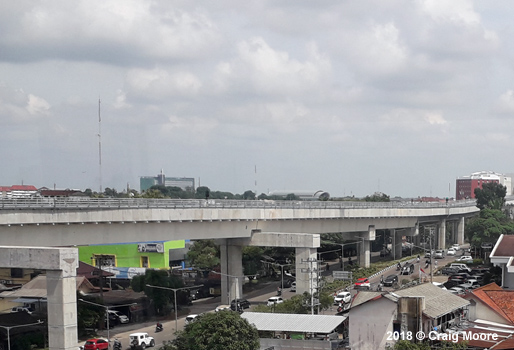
[
  {"left": 492, "top": 235, "right": 514, "bottom": 257},
  {"left": 10, "top": 185, "right": 38, "bottom": 191},
  {"left": 467, "top": 283, "right": 514, "bottom": 324}
]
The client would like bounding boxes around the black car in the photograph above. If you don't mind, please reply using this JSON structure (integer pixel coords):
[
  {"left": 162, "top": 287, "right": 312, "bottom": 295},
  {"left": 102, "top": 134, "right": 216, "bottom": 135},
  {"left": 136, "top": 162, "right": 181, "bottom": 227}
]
[
  {"left": 230, "top": 299, "right": 251, "bottom": 311},
  {"left": 383, "top": 275, "right": 398, "bottom": 287},
  {"left": 441, "top": 267, "right": 459, "bottom": 275}
]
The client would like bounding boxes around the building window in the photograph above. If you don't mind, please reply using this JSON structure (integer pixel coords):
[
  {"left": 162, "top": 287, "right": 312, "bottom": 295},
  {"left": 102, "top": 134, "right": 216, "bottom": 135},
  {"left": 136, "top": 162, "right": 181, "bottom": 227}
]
[
  {"left": 11, "top": 268, "right": 23, "bottom": 278},
  {"left": 141, "top": 256, "right": 149, "bottom": 268},
  {"left": 92, "top": 254, "right": 116, "bottom": 267}
]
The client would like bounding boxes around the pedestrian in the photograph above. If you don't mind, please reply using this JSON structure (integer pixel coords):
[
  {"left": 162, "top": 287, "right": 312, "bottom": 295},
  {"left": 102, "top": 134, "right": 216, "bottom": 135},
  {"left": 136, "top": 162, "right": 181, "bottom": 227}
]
[
  {"left": 326, "top": 262, "right": 330, "bottom": 271},
  {"left": 435, "top": 260, "right": 438, "bottom": 267},
  {"left": 380, "top": 275, "right": 384, "bottom": 284}
]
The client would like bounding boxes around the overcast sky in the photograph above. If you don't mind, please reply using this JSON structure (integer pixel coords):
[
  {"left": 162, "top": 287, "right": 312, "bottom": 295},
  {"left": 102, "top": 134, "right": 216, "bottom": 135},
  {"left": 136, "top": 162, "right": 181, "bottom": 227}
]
[{"left": 1, "top": 1, "right": 514, "bottom": 198}]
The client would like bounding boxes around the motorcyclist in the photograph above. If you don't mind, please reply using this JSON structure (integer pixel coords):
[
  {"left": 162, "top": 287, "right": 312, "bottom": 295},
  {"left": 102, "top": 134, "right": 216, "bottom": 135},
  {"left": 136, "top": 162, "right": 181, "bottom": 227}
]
[
  {"left": 156, "top": 322, "right": 163, "bottom": 332},
  {"left": 113, "top": 338, "right": 121, "bottom": 350}
]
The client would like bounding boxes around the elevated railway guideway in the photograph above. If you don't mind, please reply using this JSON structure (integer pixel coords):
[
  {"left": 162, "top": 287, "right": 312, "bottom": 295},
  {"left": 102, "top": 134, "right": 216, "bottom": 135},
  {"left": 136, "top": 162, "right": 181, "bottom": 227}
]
[
  {"left": 0, "top": 197, "right": 480, "bottom": 248},
  {"left": 0, "top": 197, "right": 482, "bottom": 350}
]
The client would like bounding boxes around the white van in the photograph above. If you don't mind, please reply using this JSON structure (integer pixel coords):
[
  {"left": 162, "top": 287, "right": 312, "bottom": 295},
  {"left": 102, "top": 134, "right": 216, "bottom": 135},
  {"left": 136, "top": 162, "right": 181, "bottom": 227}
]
[
  {"left": 267, "top": 297, "right": 283, "bottom": 307},
  {"left": 450, "top": 263, "right": 471, "bottom": 273}
]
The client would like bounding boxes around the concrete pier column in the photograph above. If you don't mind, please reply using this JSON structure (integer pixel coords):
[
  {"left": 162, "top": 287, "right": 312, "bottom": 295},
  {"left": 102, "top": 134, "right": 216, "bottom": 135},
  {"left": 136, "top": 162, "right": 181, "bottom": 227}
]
[
  {"left": 392, "top": 229, "right": 403, "bottom": 260},
  {"left": 358, "top": 239, "right": 370, "bottom": 268},
  {"left": 457, "top": 217, "right": 465, "bottom": 245},
  {"left": 295, "top": 247, "right": 318, "bottom": 295},
  {"left": 47, "top": 270, "right": 78, "bottom": 350},
  {"left": 219, "top": 241, "right": 243, "bottom": 305},
  {"left": 438, "top": 219, "right": 446, "bottom": 249}
]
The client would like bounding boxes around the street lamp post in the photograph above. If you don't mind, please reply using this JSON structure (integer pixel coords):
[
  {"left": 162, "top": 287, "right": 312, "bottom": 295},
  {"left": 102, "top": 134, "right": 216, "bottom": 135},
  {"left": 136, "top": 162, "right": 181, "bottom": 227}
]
[
  {"left": 338, "top": 241, "right": 362, "bottom": 270},
  {"left": 79, "top": 299, "right": 137, "bottom": 346},
  {"left": 145, "top": 284, "right": 203, "bottom": 332},
  {"left": 261, "top": 261, "right": 291, "bottom": 294},
  {"left": 0, "top": 320, "right": 44, "bottom": 350}
]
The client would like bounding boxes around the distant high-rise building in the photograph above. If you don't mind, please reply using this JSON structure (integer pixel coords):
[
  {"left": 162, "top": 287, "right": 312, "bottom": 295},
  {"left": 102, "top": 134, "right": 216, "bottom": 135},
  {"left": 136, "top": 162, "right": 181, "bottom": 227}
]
[
  {"left": 456, "top": 171, "right": 512, "bottom": 200},
  {"left": 140, "top": 170, "right": 195, "bottom": 192}
]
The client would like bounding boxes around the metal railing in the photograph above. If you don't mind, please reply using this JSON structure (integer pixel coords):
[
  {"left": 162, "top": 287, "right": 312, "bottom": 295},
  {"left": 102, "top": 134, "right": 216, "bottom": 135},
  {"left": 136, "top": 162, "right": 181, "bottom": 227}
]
[{"left": 0, "top": 197, "right": 479, "bottom": 211}]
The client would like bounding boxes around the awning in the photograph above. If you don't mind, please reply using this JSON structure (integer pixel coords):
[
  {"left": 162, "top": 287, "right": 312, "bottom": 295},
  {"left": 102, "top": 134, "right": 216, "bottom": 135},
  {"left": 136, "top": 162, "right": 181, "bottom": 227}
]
[{"left": 11, "top": 298, "right": 46, "bottom": 303}]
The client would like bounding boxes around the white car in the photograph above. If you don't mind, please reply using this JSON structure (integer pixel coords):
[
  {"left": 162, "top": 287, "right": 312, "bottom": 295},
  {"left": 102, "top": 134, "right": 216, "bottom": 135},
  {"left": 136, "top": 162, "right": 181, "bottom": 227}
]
[
  {"left": 449, "top": 287, "right": 465, "bottom": 295},
  {"left": 267, "top": 296, "right": 284, "bottom": 307},
  {"left": 447, "top": 247, "right": 456, "bottom": 256},
  {"left": 215, "top": 305, "right": 231, "bottom": 312},
  {"left": 333, "top": 292, "right": 351, "bottom": 305},
  {"left": 129, "top": 333, "right": 155, "bottom": 349},
  {"left": 108, "top": 310, "right": 129, "bottom": 324},
  {"left": 452, "top": 244, "right": 460, "bottom": 251},
  {"left": 185, "top": 314, "right": 200, "bottom": 325},
  {"left": 456, "top": 256, "right": 473, "bottom": 263}
]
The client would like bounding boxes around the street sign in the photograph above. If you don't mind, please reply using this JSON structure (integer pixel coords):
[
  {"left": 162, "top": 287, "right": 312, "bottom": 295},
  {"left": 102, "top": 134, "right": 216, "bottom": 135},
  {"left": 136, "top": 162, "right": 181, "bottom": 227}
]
[{"left": 333, "top": 271, "right": 352, "bottom": 280}]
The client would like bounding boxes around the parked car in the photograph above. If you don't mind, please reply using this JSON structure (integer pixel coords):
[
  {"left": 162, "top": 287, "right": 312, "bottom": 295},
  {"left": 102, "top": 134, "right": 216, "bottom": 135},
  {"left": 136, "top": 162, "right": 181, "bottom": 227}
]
[
  {"left": 383, "top": 275, "right": 398, "bottom": 287},
  {"left": 441, "top": 267, "right": 459, "bottom": 275},
  {"left": 450, "top": 263, "right": 471, "bottom": 273},
  {"left": 333, "top": 291, "right": 351, "bottom": 304},
  {"left": 215, "top": 305, "right": 231, "bottom": 312},
  {"left": 267, "top": 296, "right": 284, "bottom": 307},
  {"left": 449, "top": 286, "right": 465, "bottom": 295},
  {"left": 84, "top": 339, "right": 109, "bottom": 350},
  {"left": 434, "top": 250, "right": 445, "bottom": 259},
  {"left": 129, "top": 333, "right": 155, "bottom": 349},
  {"left": 354, "top": 278, "right": 371, "bottom": 290},
  {"left": 447, "top": 247, "right": 457, "bottom": 256},
  {"left": 230, "top": 298, "right": 251, "bottom": 311},
  {"left": 448, "top": 275, "right": 466, "bottom": 283},
  {"left": 456, "top": 256, "right": 473, "bottom": 264},
  {"left": 185, "top": 314, "right": 200, "bottom": 325},
  {"left": 108, "top": 310, "right": 129, "bottom": 324}
]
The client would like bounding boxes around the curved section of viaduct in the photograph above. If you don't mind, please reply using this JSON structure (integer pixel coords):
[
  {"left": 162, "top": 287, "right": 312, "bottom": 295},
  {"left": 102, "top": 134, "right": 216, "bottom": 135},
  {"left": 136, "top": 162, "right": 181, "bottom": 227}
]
[{"left": 0, "top": 199, "right": 479, "bottom": 349}]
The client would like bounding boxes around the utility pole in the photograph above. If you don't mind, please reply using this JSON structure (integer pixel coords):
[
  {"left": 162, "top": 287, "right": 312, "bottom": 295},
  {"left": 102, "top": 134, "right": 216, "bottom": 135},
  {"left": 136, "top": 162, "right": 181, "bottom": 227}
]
[{"left": 301, "top": 257, "right": 319, "bottom": 315}]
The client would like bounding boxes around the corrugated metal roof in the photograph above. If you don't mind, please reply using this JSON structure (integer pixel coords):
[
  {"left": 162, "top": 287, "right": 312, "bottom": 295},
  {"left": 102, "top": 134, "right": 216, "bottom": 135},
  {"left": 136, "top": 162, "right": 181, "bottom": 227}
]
[
  {"left": 241, "top": 312, "right": 347, "bottom": 333},
  {"left": 394, "top": 283, "right": 469, "bottom": 319}
]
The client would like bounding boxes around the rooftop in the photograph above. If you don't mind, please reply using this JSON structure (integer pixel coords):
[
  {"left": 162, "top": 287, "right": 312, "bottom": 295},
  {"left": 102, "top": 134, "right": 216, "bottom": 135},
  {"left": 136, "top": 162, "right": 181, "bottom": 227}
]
[
  {"left": 491, "top": 234, "right": 514, "bottom": 257},
  {"left": 241, "top": 312, "right": 346, "bottom": 334}
]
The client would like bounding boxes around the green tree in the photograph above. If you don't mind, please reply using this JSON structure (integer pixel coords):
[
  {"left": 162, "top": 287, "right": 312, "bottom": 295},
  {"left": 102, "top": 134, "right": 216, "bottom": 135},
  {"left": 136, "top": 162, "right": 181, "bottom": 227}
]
[
  {"left": 364, "top": 192, "right": 390, "bottom": 202},
  {"left": 142, "top": 189, "right": 165, "bottom": 198},
  {"left": 195, "top": 186, "right": 211, "bottom": 199},
  {"left": 187, "top": 240, "right": 220, "bottom": 270},
  {"left": 243, "top": 190, "right": 256, "bottom": 200},
  {"left": 242, "top": 246, "right": 263, "bottom": 281},
  {"left": 475, "top": 182, "right": 507, "bottom": 210},
  {"left": 131, "top": 270, "right": 184, "bottom": 315},
  {"left": 171, "top": 311, "right": 259, "bottom": 350},
  {"left": 257, "top": 193, "right": 268, "bottom": 200},
  {"left": 465, "top": 209, "right": 514, "bottom": 247}
]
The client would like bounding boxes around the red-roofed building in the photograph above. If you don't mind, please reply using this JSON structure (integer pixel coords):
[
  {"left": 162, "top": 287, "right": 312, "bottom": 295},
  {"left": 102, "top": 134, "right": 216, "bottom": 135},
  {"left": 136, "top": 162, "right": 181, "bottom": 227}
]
[
  {"left": 465, "top": 283, "right": 514, "bottom": 325},
  {"left": 0, "top": 185, "right": 38, "bottom": 198},
  {"left": 490, "top": 234, "right": 514, "bottom": 289}
]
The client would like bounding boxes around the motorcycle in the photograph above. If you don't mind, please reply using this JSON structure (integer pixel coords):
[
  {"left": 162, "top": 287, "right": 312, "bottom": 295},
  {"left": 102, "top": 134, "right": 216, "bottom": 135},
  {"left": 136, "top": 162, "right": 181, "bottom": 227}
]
[
  {"left": 277, "top": 287, "right": 282, "bottom": 296},
  {"left": 113, "top": 339, "right": 122, "bottom": 350},
  {"left": 155, "top": 323, "right": 163, "bottom": 333}
]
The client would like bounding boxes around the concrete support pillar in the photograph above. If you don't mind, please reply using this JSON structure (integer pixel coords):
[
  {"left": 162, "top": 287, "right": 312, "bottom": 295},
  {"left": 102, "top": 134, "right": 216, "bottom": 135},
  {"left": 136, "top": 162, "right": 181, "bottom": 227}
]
[
  {"left": 457, "top": 217, "right": 465, "bottom": 245},
  {"left": 295, "top": 247, "right": 318, "bottom": 295},
  {"left": 219, "top": 241, "right": 243, "bottom": 305},
  {"left": 47, "top": 270, "right": 78, "bottom": 350},
  {"left": 358, "top": 239, "right": 370, "bottom": 268},
  {"left": 438, "top": 219, "right": 446, "bottom": 249},
  {"left": 392, "top": 229, "right": 403, "bottom": 260}
]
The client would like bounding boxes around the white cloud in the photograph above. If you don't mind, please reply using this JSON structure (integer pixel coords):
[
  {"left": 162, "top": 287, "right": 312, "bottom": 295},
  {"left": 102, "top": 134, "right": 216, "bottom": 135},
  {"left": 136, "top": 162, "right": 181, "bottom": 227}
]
[
  {"left": 380, "top": 108, "right": 447, "bottom": 131},
  {"left": 215, "top": 37, "right": 331, "bottom": 96},
  {"left": 125, "top": 68, "right": 202, "bottom": 100},
  {"left": 494, "top": 90, "right": 514, "bottom": 114}
]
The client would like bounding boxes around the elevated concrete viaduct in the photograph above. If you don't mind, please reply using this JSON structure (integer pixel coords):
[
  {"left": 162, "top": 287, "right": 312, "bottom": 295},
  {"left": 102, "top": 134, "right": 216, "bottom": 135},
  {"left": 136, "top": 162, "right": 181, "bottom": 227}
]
[{"left": 0, "top": 198, "right": 480, "bottom": 349}]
